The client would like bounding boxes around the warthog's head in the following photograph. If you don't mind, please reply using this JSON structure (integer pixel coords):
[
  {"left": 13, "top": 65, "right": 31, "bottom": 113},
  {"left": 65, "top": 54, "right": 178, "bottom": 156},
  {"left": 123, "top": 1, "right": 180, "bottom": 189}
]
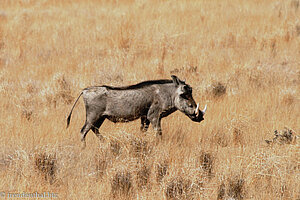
[{"left": 172, "top": 75, "right": 206, "bottom": 122}]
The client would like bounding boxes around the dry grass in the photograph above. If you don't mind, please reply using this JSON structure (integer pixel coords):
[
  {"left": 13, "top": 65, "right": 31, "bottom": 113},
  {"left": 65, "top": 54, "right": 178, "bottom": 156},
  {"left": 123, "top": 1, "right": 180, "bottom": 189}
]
[{"left": 0, "top": 0, "right": 299, "bottom": 199}]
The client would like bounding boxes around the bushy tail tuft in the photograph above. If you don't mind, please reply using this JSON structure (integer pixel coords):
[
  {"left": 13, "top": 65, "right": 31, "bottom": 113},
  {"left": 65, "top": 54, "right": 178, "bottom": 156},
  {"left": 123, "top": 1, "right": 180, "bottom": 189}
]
[{"left": 67, "top": 114, "right": 71, "bottom": 128}]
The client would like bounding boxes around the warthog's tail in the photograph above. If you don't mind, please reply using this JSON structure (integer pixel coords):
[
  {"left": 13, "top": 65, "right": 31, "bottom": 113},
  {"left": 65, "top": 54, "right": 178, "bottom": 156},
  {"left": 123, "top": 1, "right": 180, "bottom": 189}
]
[{"left": 67, "top": 91, "right": 83, "bottom": 128}]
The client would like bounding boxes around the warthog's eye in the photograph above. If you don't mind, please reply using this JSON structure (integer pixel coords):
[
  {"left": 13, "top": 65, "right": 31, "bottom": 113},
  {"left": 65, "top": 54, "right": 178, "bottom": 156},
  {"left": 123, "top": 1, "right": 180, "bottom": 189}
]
[{"left": 183, "top": 85, "right": 192, "bottom": 93}]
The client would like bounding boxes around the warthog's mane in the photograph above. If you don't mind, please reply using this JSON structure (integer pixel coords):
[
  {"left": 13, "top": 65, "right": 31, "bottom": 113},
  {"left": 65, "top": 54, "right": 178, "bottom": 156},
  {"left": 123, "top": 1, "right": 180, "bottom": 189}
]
[{"left": 102, "top": 79, "right": 173, "bottom": 90}]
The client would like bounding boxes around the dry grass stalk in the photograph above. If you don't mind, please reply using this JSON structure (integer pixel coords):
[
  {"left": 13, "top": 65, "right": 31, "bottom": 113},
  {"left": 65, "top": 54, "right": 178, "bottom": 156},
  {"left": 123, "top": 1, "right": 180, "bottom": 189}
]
[
  {"left": 165, "top": 177, "right": 192, "bottom": 200},
  {"left": 265, "top": 127, "right": 296, "bottom": 145},
  {"left": 111, "top": 171, "right": 133, "bottom": 197},
  {"left": 217, "top": 177, "right": 245, "bottom": 200},
  {"left": 156, "top": 160, "right": 168, "bottom": 183},
  {"left": 136, "top": 164, "right": 151, "bottom": 189},
  {"left": 198, "top": 152, "right": 214, "bottom": 177},
  {"left": 34, "top": 152, "right": 56, "bottom": 184}
]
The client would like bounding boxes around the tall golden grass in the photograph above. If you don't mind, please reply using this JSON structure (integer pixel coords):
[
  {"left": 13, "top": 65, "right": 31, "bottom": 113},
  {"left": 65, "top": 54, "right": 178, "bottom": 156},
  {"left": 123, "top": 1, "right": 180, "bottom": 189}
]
[{"left": 0, "top": 0, "right": 299, "bottom": 199}]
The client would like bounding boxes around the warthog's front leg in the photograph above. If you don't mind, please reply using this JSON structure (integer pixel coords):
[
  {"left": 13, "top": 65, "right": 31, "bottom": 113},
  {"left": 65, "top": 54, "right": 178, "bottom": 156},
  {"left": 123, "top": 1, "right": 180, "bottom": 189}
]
[
  {"left": 148, "top": 117, "right": 162, "bottom": 140},
  {"left": 153, "top": 118, "right": 162, "bottom": 139},
  {"left": 140, "top": 116, "right": 150, "bottom": 132},
  {"left": 147, "top": 102, "right": 162, "bottom": 140}
]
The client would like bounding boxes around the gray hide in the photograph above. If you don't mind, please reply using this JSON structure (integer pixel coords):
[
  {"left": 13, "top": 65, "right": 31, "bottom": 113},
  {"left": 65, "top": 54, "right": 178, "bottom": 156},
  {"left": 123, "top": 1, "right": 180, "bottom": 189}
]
[{"left": 67, "top": 75, "right": 206, "bottom": 147}]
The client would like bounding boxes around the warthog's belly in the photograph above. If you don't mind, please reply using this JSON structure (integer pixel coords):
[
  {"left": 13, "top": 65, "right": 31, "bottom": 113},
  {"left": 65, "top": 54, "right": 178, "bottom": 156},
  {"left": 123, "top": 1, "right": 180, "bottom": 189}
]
[{"left": 106, "top": 115, "right": 141, "bottom": 123}]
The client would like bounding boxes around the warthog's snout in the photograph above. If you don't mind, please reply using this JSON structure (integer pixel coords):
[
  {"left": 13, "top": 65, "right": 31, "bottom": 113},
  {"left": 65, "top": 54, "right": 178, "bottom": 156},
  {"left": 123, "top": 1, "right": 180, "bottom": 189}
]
[{"left": 191, "top": 104, "right": 207, "bottom": 122}]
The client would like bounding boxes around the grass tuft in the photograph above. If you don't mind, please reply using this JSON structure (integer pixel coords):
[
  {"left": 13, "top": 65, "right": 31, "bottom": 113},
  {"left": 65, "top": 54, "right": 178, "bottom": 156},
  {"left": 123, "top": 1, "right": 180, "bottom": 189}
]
[
  {"left": 165, "top": 177, "right": 192, "bottom": 200},
  {"left": 111, "top": 171, "right": 133, "bottom": 197},
  {"left": 34, "top": 152, "right": 56, "bottom": 184}
]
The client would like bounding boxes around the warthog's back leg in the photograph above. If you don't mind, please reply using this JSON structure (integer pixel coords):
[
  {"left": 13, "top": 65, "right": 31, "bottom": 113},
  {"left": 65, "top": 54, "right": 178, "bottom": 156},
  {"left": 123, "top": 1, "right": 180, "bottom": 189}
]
[
  {"left": 81, "top": 117, "right": 105, "bottom": 148},
  {"left": 140, "top": 116, "right": 150, "bottom": 132},
  {"left": 91, "top": 117, "right": 105, "bottom": 140},
  {"left": 80, "top": 122, "right": 92, "bottom": 149}
]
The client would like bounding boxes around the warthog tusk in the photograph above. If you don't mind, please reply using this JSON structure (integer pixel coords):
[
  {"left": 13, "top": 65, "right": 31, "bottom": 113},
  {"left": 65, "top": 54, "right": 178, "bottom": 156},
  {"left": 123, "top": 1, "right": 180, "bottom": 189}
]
[
  {"left": 202, "top": 104, "right": 207, "bottom": 114},
  {"left": 195, "top": 103, "right": 199, "bottom": 115}
]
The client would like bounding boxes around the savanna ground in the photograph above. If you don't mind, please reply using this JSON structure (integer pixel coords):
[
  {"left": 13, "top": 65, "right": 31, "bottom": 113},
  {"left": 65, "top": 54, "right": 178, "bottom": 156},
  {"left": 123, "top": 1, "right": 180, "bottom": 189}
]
[{"left": 0, "top": 0, "right": 299, "bottom": 199}]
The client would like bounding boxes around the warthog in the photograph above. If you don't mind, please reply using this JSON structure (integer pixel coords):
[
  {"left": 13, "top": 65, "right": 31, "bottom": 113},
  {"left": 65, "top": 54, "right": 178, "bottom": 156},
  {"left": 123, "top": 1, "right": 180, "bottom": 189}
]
[{"left": 67, "top": 75, "right": 206, "bottom": 147}]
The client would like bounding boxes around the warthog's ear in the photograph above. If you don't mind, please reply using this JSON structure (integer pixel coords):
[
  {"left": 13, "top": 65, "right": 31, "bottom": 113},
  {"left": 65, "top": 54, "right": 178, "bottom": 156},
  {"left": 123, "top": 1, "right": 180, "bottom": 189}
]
[{"left": 171, "top": 75, "right": 181, "bottom": 86}]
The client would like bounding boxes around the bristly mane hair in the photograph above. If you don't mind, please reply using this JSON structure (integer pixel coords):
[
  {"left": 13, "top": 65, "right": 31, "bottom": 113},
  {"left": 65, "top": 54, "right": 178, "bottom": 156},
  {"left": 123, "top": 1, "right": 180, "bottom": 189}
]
[{"left": 103, "top": 79, "right": 173, "bottom": 90}]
